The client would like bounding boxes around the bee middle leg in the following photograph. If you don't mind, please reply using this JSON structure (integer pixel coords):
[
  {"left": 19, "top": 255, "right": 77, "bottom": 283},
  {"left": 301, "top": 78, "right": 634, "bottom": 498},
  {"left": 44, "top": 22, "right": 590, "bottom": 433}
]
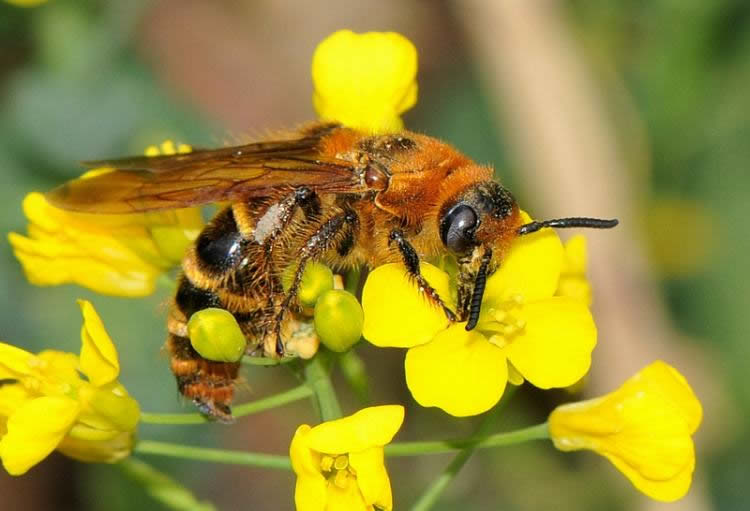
[
  {"left": 388, "top": 229, "right": 457, "bottom": 322},
  {"left": 271, "top": 209, "right": 359, "bottom": 356}
]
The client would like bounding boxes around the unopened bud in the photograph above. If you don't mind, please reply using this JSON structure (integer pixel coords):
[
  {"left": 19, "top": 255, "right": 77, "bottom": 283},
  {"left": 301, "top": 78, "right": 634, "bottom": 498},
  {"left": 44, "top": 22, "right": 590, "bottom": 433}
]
[
  {"left": 188, "top": 308, "right": 246, "bottom": 362},
  {"left": 314, "top": 290, "right": 363, "bottom": 352},
  {"left": 282, "top": 262, "right": 335, "bottom": 308}
]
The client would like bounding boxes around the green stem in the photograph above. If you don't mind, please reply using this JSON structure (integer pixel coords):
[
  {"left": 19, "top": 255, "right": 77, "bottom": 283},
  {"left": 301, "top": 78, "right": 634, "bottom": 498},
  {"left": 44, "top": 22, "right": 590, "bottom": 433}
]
[
  {"left": 140, "top": 385, "right": 313, "bottom": 425},
  {"left": 386, "top": 423, "right": 549, "bottom": 457},
  {"left": 131, "top": 423, "right": 548, "bottom": 470},
  {"left": 119, "top": 458, "right": 216, "bottom": 511},
  {"left": 134, "top": 440, "right": 292, "bottom": 470},
  {"left": 303, "top": 351, "right": 342, "bottom": 421},
  {"left": 242, "top": 355, "right": 297, "bottom": 366}
]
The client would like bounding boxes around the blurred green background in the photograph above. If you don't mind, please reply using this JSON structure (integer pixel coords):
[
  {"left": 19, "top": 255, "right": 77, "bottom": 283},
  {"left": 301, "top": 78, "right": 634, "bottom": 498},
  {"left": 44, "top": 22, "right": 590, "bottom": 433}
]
[{"left": 1, "top": 1, "right": 748, "bottom": 510}]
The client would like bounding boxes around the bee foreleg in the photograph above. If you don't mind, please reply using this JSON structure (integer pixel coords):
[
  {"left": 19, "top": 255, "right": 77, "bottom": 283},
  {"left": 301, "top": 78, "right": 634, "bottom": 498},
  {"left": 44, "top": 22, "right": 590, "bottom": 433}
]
[
  {"left": 388, "top": 229, "right": 457, "bottom": 322},
  {"left": 271, "top": 210, "right": 359, "bottom": 356}
]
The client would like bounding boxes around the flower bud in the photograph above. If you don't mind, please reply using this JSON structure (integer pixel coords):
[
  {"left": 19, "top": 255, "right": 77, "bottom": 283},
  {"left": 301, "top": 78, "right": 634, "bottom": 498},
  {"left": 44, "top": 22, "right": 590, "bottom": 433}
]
[
  {"left": 314, "top": 290, "right": 363, "bottom": 352},
  {"left": 188, "top": 308, "right": 246, "bottom": 362},
  {"left": 282, "top": 262, "right": 334, "bottom": 308}
]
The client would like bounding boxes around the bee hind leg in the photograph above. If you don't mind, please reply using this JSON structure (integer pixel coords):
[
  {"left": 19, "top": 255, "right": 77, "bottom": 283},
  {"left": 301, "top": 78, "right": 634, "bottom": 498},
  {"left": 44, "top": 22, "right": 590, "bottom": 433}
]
[
  {"left": 271, "top": 209, "right": 359, "bottom": 356},
  {"left": 389, "top": 229, "right": 457, "bottom": 322}
]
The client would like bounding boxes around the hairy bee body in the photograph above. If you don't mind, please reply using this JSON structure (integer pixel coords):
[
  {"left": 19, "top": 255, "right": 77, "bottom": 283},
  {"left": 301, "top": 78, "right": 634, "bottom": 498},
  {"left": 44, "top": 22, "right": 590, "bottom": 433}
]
[{"left": 48, "top": 122, "right": 615, "bottom": 421}]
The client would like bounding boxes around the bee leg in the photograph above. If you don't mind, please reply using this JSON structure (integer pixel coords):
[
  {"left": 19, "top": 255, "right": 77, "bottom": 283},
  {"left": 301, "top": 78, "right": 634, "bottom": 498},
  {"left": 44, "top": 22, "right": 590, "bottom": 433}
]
[
  {"left": 388, "top": 229, "right": 457, "bottom": 322},
  {"left": 272, "top": 210, "right": 358, "bottom": 356}
]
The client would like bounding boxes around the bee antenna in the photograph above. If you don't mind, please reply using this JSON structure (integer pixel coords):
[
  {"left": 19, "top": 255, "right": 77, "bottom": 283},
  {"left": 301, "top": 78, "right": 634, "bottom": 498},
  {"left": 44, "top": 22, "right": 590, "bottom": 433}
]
[
  {"left": 518, "top": 217, "right": 619, "bottom": 236},
  {"left": 465, "top": 248, "right": 493, "bottom": 331}
]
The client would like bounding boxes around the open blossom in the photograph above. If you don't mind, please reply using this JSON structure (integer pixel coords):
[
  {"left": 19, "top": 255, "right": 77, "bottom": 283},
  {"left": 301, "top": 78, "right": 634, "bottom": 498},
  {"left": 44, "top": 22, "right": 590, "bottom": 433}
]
[
  {"left": 0, "top": 300, "right": 140, "bottom": 475},
  {"left": 362, "top": 212, "right": 597, "bottom": 416},
  {"left": 312, "top": 30, "right": 417, "bottom": 134},
  {"left": 549, "top": 361, "right": 702, "bottom": 502},
  {"left": 8, "top": 141, "right": 203, "bottom": 297},
  {"left": 290, "top": 405, "right": 404, "bottom": 511}
]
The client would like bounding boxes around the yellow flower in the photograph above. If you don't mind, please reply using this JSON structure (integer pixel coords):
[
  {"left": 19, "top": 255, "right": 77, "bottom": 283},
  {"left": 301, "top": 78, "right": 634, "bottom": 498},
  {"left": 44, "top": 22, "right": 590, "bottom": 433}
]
[
  {"left": 548, "top": 361, "right": 702, "bottom": 502},
  {"left": 290, "top": 405, "right": 404, "bottom": 511},
  {"left": 361, "top": 212, "right": 597, "bottom": 417},
  {"left": 8, "top": 141, "right": 203, "bottom": 297},
  {"left": 312, "top": 30, "right": 417, "bottom": 134},
  {"left": 0, "top": 300, "right": 140, "bottom": 475},
  {"left": 556, "top": 235, "right": 592, "bottom": 305}
]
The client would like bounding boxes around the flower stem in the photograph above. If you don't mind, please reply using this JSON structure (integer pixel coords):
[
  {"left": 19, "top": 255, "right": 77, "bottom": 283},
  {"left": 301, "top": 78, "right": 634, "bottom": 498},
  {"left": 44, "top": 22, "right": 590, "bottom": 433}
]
[
  {"left": 119, "top": 458, "right": 217, "bottom": 510},
  {"left": 408, "top": 405, "right": 503, "bottom": 511},
  {"left": 140, "top": 385, "right": 313, "bottom": 425},
  {"left": 385, "top": 422, "right": 549, "bottom": 457},
  {"left": 303, "top": 350, "right": 342, "bottom": 421},
  {"left": 134, "top": 440, "right": 292, "bottom": 470}
]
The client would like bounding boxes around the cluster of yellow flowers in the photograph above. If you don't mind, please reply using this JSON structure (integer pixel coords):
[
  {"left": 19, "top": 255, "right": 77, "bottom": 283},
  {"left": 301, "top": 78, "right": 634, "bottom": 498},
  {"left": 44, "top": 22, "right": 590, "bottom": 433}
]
[{"left": 2, "top": 28, "right": 702, "bottom": 509}]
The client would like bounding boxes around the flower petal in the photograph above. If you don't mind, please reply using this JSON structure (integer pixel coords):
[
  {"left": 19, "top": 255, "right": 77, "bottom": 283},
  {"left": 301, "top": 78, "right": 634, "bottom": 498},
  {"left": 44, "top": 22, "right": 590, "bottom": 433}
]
[
  {"left": 0, "top": 396, "right": 79, "bottom": 475},
  {"left": 483, "top": 211, "right": 563, "bottom": 306},
  {"left": 349, "top": 447, "right": 392, "bottom": 510},
  {"left": 548, "top": 361, "right": 701, "bottom": 502},
  {"left": 636, "top": 360, "right": 702, "bottom": 434},
  {"left": 290, "top": 425, "right": 327, "bottom": 511},
  {"left": 0, "top": 343, "right": 34, "bottom": 378},
  {"left": 362, "top": 263, "right": 453, "bottom": 348},
  {"left": 306, "top": 405, "right": 404, "bottom": 454},
  {"left": 78, "top": 300, "right": 119, "bottom": 386},
  {"left": 312, "top": 30, "right": 417, "bottom": 133},
  {"left": 325, "top": 483, "right": 368, "bottom": 511},
  {"left": 505, "top": 297, "right": 596, "bottom": 389},
  {"left": 605, "top": 445, "right": 695, "bottom": 502},
  {"left": 405, "top": 325, "right": 508, "bottom": 416}
]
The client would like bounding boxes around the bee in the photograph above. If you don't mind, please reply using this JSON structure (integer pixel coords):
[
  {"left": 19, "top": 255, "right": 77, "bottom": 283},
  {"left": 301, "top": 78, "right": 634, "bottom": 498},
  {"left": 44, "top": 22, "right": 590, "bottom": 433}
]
[{"left": 47, "top": 122, "right": 617, "bottom": 421}]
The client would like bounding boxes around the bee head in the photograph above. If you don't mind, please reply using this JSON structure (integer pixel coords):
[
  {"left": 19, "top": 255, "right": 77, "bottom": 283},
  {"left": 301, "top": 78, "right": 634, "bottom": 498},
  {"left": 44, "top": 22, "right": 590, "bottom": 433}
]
[{"left": 438, "top": 181, "right": 521, "bottom": 259}]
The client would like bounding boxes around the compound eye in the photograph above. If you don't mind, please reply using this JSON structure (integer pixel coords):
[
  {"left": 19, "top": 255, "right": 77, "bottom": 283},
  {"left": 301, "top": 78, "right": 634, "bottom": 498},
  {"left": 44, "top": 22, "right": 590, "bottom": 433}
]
[{"left": 440, "top": 203, "right": 478, "bottom": 254}]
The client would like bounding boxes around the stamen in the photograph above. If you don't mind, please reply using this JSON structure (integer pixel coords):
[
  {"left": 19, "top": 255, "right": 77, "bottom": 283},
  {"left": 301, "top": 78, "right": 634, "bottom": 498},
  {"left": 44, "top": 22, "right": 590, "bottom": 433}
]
[
  {"left": 333, "top": 455, "right": 349, "bottom": 471},
  {"left": 333, "top": 470, "right": 350, "bottom": 489},
  {"left": 320, "top": 455, "right": 334, "bottom": 472}
]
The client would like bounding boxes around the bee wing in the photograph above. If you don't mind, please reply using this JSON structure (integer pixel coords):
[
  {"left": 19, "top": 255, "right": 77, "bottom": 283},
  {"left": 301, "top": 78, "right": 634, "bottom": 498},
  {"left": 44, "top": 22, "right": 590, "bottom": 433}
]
[{"left": 46, "top": 130, "right": 363, "bottom": 214}]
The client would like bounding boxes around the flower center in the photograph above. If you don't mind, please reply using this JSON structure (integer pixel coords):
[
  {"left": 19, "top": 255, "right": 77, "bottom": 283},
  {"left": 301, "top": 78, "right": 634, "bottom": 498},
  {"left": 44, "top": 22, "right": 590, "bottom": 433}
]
[
  {"left": 320, "top": 454, "right": 357, "bottom": 489},
  {"left": 477, "top": 294, "right": 527, "bottom": 349}
]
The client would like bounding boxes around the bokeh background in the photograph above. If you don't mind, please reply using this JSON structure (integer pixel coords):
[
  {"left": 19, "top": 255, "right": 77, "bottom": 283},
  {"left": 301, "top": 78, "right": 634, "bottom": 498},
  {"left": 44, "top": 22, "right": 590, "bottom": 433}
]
[{"left": 1, "top": 1, "right": 748, "bottom": 510}]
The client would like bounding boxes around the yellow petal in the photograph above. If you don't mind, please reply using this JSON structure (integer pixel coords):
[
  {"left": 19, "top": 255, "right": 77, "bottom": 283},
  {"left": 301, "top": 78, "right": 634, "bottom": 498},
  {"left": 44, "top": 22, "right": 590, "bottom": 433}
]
[
  {"left": 306, "top": 405, "right": 404, "bottom": 454},
  {"left": 57, "top": 429, "right": 135, "bottom": 464},
  {"left": 78, "top": 300, "right": 119, "bottom": 386},
  {"left": 405, "top": 325, "right": 508, "bottom": 417},
  {"left": 637, "top": 361, "right": 702, "bottom": 434},
  {"left": 9, "top": 192, "right": 200, "bottom": 297},
  {"left": 362, "top": 263, "right": 453, "bottom": 348},
  {"left": 0, "top": 384, "right": 32, "bottom": 418},
  {"left": 36, "top": 350, "right": 81, "bottom": 387},
  {"left": 312, "top": 30, "right": 417, "bottom": 133},
  {"left": 605, "top": 448, "right": 695, "bottom": 503},
  {"left": 557, "top": 235, "right": 592, "bottom": 304},
  {"left": 0, "top": 343, "right": 34, "bottom": 378},
  {"left": 325, "top": 482, "right": 368, "bottom": 511},
  {"left": 290, "top": 425, "right": 327, "bottom": 511},
  {"left": 561, "top": 235, "right": 587, "bottom": 275},
  {"left": 505, "top": 297, "right": 596, "bottom": 389},
  {"left": 349, "top": 447, "right": 392, "bottom": 510},
  {"left": 483, "top": 211, "right": 563, "bottom": 306},
  {"left": 549, "top": 361, "right": 702, "bottom": 502},
  {"left": 0, "top": 396, "right": 79, "bottom": 475}
]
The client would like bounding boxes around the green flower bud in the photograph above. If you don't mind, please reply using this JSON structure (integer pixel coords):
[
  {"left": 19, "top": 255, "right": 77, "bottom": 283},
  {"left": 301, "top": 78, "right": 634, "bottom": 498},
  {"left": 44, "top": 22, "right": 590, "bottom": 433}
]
[
  {"left": 282, "top": 262, "right": 334, "bottom": 308},
  {"left": 188, "top": 308, "right": 246, "bottom": 362},
  {"left": 314, "top": 290, "right": 364, "bottom": 352}
]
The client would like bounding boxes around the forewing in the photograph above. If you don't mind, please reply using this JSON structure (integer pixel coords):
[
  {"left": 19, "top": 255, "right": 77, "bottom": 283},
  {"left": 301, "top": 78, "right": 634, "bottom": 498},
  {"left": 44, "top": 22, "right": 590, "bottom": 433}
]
[{"left": 46, "top": 130, "right": 364, "bottom": 213}]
